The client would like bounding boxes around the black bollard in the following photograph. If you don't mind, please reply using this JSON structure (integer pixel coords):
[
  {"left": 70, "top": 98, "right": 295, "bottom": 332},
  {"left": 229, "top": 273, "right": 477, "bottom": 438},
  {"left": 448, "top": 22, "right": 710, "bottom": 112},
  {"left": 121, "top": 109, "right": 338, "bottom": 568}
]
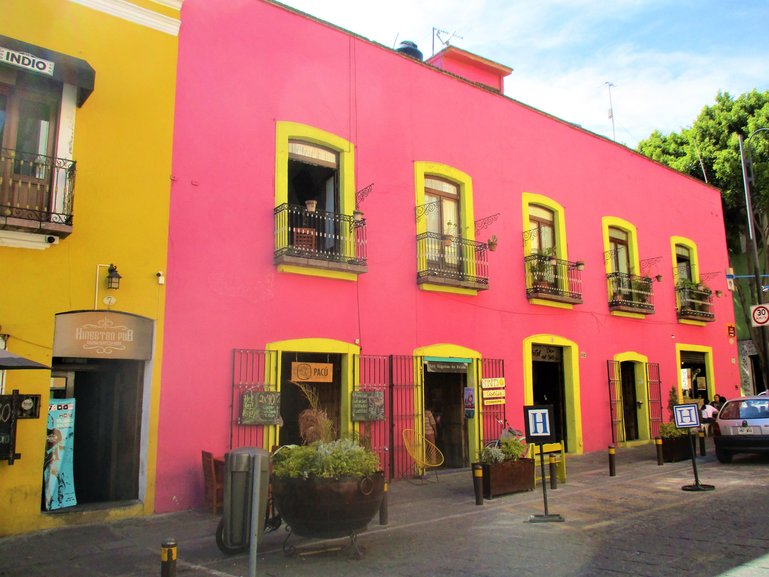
[
  {"left": 549, "top": 455, "right": 558, "bottom": 489},
  {"left": 608, "top": 445, "right": 616, "bottom": 477},
  {"left": 379, "top": 482, "right": 389, "bottom": 525},
  {"left": 698, "top": 430, "right": 706, "bottom": 457},
  {"left": 161, "top": 538, "right": 177, "bottom": 577},
  {"left": 472, "top": 463, "right": 484, "bottom": 505},
  {"left": 655, "top": 437, "right": 664, "bottom": 466}
]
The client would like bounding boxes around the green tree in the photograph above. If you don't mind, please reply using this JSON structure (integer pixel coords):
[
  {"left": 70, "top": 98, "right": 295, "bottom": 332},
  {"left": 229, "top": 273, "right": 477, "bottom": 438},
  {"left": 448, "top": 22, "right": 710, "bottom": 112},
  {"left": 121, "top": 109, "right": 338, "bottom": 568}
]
[{"left": 637, "top": 90, "right": 769, "bottom": 388}]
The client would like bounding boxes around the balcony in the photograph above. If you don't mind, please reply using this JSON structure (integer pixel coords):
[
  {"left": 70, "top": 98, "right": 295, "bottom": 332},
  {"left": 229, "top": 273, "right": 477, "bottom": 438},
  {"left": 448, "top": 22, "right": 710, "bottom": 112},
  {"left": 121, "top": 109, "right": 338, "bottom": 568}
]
[
  {"left": 416, "top": 232, "right": 489, "bottom": 291},
  {"left": 607, "top": 272, "right": 655, "bottom": 314},
  {"left": 274, "top": 203, "right": 367, "bottom": 274},
  {"left": 0, "top": 148, "right": 76, "bottom": 238},
  {"left": 524, "top": 255, "right": 583, "bottom": 304},
  {"left": 676, "top": 284, "right": 715, "bottom": 322}
]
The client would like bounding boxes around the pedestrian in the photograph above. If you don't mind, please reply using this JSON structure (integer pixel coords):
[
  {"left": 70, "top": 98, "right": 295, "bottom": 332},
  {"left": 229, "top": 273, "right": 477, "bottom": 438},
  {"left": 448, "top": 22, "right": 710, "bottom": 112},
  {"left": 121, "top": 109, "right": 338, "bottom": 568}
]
[
  {"left": 701, "top": 399, "right": 718, "bottom": 436},
  {"left": 424, "top": 408, "right": 438, "bottom": 445}
]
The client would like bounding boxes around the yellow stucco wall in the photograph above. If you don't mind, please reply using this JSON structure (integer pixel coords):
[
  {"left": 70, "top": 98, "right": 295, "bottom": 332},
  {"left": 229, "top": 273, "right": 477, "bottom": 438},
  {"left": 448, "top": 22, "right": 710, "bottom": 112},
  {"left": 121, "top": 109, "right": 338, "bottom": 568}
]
[{"left": 0, "top": 0, "right": 179, "bottom": 535}]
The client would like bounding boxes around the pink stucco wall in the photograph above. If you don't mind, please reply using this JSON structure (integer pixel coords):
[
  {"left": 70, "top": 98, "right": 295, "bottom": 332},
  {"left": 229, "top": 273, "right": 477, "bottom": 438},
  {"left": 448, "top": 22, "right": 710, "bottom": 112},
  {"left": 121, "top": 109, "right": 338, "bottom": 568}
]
[{"left": 157, "top": 0, "right": 738, "bottom": 512}]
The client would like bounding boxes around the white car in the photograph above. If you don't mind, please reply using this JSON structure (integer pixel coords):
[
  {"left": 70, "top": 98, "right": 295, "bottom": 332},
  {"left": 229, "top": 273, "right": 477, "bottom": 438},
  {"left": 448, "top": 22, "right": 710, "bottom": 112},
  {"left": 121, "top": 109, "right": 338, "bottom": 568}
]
[{"left": 713, "top": 395, "right": 769, "bottom": 463}]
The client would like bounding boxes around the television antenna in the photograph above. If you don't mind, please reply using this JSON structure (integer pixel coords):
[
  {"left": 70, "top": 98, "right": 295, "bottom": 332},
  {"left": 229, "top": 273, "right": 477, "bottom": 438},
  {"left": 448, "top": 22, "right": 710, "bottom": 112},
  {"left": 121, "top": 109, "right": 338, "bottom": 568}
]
[{"left": 432, "top": 27, "right": 463, "bottom": 55}]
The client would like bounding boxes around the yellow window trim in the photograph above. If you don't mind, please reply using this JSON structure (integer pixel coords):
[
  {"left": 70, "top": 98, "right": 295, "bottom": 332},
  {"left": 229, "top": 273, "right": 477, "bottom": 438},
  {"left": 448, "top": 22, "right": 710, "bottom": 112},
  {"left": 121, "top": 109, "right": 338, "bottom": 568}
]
[
  {"left": 275, "top": 121, "right": 355, "bottom": 212},
  {"left": 277, "top": 264, "right": 357, "bottom": 282},
  {"left": 414, "top": 162, "right": 475, "bottom": 238},
  {"left": 522, "top": 334, "right": 583, "bottom": 454},
  {"left": 674, "top": 343, "right": 716, "bottom": 401},
  {"left": 529, "top": 298, "right": 573, "bottom": 310},
  {"left": 263, "top": 337, "right": 361, "bottom": 447},
  {"left": 670, "top": 236, "right": 700, "bottom": 284},
  {"left": 679, "top": 319, "right": 707, "bottom": 327},
  {"left": 602, "top": 217, "right": 640, "bottom": 274},
  {"left": 521, "top": 193, "right": 568, "bottom": 260},
  {"left": 419, "top": 283, "right": 477, "bottom": 296},
  {"left": 611, "top": 311, "right": 645, "bottom": 320}
]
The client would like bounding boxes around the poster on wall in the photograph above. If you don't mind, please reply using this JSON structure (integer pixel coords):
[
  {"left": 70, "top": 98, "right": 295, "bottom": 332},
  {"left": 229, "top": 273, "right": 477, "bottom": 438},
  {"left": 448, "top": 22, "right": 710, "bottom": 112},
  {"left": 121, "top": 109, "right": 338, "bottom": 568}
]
[
  {"left": 44, "top": 399, "right": 77, "bottom": 511},
  {"left": 464, "top": 387, "right": 475, "bottom": 419}
]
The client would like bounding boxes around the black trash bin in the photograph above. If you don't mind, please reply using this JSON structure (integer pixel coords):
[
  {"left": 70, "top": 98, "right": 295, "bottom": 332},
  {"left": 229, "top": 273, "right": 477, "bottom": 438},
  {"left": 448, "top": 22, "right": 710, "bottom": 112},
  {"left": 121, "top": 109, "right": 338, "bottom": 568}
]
[{"left": 216, "top": 447, "right": 270, "bottom": 554}]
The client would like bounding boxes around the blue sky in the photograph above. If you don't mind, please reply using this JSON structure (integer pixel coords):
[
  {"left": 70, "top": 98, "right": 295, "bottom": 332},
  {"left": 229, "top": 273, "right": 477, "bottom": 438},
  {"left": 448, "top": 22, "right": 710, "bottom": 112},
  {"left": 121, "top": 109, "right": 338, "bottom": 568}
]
[{"left": 278, "top": 0, "right": 769, "bottom": 148}]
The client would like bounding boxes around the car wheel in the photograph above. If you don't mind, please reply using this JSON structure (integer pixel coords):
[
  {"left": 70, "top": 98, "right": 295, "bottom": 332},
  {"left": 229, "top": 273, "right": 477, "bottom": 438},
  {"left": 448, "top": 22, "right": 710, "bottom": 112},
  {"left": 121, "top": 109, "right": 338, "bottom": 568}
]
[{"left": 715, "top": 448, "right": 733, "bottom": 463}]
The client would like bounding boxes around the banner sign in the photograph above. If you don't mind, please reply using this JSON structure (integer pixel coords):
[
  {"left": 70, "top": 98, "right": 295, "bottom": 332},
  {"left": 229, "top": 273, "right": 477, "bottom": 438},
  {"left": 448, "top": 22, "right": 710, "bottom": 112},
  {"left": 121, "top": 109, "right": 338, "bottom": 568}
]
[
  {"left": 54, "top": 311, "right": 153, "bottom": 360},
  {"left": 44, "top": 399, "right": 77, "bottom": 511},
  {"left": 291, "top": 362, "right": 333, "bottom": 383}
]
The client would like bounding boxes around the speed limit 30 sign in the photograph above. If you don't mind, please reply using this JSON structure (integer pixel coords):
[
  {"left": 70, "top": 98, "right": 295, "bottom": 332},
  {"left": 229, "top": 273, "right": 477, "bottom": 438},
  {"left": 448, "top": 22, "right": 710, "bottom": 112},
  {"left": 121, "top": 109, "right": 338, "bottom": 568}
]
[{"left": 751, "top": 304, "right": 769, "bottom": 327}]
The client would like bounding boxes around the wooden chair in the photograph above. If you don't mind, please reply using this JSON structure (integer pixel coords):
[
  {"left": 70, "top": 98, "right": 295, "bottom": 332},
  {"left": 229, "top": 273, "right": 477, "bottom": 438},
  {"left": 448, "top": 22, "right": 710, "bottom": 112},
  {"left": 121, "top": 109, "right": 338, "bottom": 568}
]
[
  {"left": 202, "top": 450, "right": 224, "bottom": 514},
  {"left": 402, "top": 428, "right": 444, "bottom": 483}
]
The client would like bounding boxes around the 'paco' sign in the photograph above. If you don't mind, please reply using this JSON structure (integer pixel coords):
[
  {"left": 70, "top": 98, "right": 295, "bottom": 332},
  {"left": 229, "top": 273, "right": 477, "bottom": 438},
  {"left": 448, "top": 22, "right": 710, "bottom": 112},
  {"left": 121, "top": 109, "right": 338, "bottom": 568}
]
[{"left": 291, "top": 362, "right": 333, "bottom": 383}]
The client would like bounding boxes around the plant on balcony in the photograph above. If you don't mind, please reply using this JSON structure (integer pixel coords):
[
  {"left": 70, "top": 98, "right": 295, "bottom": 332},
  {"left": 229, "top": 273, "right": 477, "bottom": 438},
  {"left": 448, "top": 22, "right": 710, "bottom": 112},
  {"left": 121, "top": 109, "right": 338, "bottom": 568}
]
[
  {"left": 631, "top": 277, "right": 651, "bottom": 303},
  {"left": 529, "top": 247, "right": 555, "bottom": 288}
]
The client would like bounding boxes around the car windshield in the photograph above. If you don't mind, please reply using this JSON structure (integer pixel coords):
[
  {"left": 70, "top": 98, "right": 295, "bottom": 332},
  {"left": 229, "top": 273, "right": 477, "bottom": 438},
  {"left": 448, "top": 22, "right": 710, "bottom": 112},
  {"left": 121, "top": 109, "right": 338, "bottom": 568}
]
[{"left": 720, "top": 399, "right": 769, "bottom": 420}]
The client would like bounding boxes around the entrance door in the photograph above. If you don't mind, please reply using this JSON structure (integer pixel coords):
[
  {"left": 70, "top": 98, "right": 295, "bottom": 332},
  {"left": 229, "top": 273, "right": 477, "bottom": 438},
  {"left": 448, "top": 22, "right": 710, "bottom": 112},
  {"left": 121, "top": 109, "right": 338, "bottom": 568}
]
[
  {"left": 532, "top": 345, "right": 566, "bottom": 446},
  {"left": 680, "top": 351, "right": 708, "bottom": 401},
  {"left": 48, "top": 358, "right": 144, "bottom": 506},
  {"left": 424, "top": 368, "right": 467, "bottom": 468},
  {"left": 620, "top": 362, "right": 639, "bottom": 441},
  {"left": 279, "top": 352, "right": 342, "bottom": 445}
]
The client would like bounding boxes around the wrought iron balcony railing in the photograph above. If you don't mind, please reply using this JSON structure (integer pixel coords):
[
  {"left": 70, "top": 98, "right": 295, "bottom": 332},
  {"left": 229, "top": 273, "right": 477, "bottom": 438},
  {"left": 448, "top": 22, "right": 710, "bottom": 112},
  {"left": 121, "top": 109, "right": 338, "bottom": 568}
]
[
  {"left": 274, "top": 203, "right": 367, "bottom": 273},
  {"left": 416, "top": 232, "right": 489, "bottom": 290},
  {"left": 524, "top": 255, "right": 583, "bottom": 304},
  {"left": 676, "top": 284, "right": 715, "bottom": 322},
  {"left": 0, "top": 147, "right": 76, "bottom": 236},
  {"left": 607, "top": 272, "right": 655, "bottom": 314}
]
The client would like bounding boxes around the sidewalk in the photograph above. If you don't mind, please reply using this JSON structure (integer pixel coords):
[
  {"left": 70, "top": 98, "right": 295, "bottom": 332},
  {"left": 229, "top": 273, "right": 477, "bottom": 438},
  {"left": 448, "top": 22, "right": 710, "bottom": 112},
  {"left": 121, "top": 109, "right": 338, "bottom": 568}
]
[{"left": 3, "top": 441, "right": 755, "bottom": 577}]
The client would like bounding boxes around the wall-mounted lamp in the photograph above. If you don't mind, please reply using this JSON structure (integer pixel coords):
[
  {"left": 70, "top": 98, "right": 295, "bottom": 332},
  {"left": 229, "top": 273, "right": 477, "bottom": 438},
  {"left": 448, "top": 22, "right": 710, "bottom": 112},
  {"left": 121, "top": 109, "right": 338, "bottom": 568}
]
[
  {"left": 156, "top": 271, "right": 165, "bottom": 285},
  {"left": 655, "top": 274, "right": 663, "bottom": 283},
  {"left": 715, "top": 290, "right": 724, "bottom": 298},
  {"left": 106, "top": 265, "right": 122, "bottom": 290},
  {"left": 575, "top": 261, "right": 585, "bottom": 271}
]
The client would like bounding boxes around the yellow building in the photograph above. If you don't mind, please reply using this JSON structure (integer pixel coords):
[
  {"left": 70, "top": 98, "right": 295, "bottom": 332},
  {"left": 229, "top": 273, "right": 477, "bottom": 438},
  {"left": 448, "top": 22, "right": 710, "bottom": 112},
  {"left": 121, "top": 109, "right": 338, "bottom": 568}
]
[{"left": 0, "top": 0, "right": 180, "bottom": 535}]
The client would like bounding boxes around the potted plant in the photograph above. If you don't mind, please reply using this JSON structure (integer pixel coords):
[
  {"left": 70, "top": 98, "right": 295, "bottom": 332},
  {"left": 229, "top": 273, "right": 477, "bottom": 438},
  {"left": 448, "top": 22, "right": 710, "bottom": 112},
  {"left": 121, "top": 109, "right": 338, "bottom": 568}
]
[
  {"left": 658, "top": 422, "right": 691, "bottom": 462},
  {"left": 529, "top": 247, "right": 555, "bottom": 289},
  {"left": 478, "top": 435, "right": 535, "bottom": 499},
  {"left": 487, "top": 234, "right": 498, "bottom": 252},
  {"left": 270, "top": 383, "right": 385, "bottom": 543}
]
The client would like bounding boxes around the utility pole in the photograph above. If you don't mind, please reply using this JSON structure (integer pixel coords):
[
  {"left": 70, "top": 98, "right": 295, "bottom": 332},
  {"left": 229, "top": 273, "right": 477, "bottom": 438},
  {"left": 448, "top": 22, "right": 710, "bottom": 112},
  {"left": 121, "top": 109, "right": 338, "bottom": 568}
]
[
  {"left": 605, "top": 82, "right": 616, "bottom": 142},
  {"left": 739, "top": 129, "right": 769, "bottom": 392}
]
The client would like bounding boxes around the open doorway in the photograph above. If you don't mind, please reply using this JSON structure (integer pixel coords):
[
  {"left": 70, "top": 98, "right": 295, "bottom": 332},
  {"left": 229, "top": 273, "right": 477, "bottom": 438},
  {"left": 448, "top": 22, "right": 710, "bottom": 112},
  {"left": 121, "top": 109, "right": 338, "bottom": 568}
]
[
  {"left": 424, "top": 367, "right": 467, "bottom": 468},
  {"left": 680, "top": 351, "right": 708, "bottom": 402},
  {"left": 47, "top": 358, "right": 144, "bottom": 507},
  {"left": 531, "top": 344, "right": 566, "bottom": 447},
  {"left": 279, "top": 352, "right": 342, "bottom": 445},
  {"left": 620, "top": 361, "right": 639, "bottom": 441}
]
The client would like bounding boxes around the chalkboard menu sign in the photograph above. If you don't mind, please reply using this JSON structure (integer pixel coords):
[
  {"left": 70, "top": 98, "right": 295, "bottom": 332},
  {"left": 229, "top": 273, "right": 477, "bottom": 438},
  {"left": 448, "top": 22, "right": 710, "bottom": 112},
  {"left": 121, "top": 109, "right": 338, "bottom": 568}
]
[
  {"left": 239, "top": 391, "right": 281, "bottom": 425},
  {"left": 0, "top": 390, "right": 21, "bottom": 464},
  {"left": 351, "top": 391, "right": 385, "bottom": 422}
]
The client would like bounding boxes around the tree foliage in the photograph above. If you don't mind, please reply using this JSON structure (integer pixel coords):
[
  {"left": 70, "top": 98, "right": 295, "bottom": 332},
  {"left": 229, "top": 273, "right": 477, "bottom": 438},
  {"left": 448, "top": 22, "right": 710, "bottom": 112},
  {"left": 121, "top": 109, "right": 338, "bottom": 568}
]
[{"left": 637, "top": 90, "right": 769, "bottom": 388}]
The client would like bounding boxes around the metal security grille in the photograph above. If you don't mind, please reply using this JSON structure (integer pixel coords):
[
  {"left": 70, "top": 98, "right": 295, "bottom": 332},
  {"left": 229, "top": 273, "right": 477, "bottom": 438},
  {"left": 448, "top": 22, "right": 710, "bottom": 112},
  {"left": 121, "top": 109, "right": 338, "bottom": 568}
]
[
  {"left": 355, "top": 355, "right": 390, "bottom": 479},
  {"left": 391, "top": 355, "right": 420, "bottom": 480},
  {"left": 607, "top": 360, "right": 622, "bottom": 444},
  {"left": 647, "top": 362, "right": 662, "bottom": 438},
  {"left": 231, "top": 349, "right": 279, "bottom": 450},
  {"left": 480, "top": 358, "right": 506, "bottom": 452}
]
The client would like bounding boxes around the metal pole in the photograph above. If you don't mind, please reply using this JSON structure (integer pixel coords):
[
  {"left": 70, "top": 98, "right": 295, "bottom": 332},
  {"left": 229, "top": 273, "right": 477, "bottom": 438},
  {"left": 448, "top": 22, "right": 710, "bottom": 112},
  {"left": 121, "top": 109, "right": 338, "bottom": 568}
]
[
  {"left": 739, "top": 131, "right": 769, "bottom": 391},
  {"left": 248, "top": 456, "right": 259, "bottom": 577},
  {"left": 655, "top": 437, "right": 664, "bottom": 466}
]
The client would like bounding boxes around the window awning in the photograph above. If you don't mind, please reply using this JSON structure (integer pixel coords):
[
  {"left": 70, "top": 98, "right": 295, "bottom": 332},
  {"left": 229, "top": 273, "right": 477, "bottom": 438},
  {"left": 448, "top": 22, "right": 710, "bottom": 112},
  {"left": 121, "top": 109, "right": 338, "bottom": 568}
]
[{"left": 0, "top": 34, "right": 95, "bottom": 106}]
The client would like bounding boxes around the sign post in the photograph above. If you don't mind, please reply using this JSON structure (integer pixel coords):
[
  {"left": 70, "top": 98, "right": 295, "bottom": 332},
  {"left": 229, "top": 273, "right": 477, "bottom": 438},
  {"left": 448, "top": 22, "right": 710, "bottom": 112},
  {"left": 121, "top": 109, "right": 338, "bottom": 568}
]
[
  {"left": 673, "top": 403, "right": 715, "bottom": 492},
  {"left": 524, "top": 405, "right": 564, "bottom": 523}
]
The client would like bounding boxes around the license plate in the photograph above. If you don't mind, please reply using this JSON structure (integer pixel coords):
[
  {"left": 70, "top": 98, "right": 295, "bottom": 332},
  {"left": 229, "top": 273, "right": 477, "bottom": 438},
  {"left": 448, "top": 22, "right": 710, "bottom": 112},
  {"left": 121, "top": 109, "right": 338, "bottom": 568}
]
[{"left": 738, "top": 426, "right": 754, "bottom": 434}]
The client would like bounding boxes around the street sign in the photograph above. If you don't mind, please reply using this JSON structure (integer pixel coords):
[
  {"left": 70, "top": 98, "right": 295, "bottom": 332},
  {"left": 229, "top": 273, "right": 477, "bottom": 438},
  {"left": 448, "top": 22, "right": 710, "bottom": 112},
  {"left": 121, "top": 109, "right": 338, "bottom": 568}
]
[{"left": 750, "top": 304, "right": 769, "bottom": 327}]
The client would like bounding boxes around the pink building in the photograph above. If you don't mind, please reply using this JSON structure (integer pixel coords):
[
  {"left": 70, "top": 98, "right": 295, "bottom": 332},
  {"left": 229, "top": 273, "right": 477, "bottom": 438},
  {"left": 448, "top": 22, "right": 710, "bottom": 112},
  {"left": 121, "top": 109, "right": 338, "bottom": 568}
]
[{"left": 156, "top": 0, "right": 738, "bottom": 512}]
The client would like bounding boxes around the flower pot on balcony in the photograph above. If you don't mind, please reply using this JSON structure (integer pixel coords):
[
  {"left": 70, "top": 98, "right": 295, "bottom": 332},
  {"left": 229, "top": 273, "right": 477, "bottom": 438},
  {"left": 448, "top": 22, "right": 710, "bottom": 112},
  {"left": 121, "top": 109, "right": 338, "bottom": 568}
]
[{"left": 305, "top": 199, "right": 317, "bottom": 212}]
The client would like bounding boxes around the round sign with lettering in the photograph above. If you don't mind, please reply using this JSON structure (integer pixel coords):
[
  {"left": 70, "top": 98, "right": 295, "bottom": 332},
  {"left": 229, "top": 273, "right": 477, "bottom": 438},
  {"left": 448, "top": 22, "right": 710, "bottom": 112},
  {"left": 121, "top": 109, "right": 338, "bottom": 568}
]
[{"left": 751, "top": 304, "right": 769, "bottom": 327}]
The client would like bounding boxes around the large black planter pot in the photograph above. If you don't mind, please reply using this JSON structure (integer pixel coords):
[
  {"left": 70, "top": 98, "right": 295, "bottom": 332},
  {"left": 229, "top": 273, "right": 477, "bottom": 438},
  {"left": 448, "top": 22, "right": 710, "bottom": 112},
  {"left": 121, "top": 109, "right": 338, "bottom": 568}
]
[
  {"left": 661, "top": 436, "right": 691, "bottom": 462},
  {"left": 272, "top": 472, "right": 385, "bottom": 539},
  {"left": 481, "top": 458, "right": 535, "bottom": 499}
]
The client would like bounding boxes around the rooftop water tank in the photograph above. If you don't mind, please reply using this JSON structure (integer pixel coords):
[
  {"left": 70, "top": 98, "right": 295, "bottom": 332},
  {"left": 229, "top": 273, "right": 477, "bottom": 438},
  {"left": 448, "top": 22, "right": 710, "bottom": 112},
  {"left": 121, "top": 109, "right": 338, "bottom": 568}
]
[{"left": 395, "top": 40, "right": 423, "bottom": 61}]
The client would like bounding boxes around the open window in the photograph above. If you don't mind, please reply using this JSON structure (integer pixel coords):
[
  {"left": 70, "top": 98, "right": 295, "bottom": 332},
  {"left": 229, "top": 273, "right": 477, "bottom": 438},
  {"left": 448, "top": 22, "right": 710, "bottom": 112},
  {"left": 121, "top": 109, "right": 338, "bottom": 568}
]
[
  {"left": 274, "top": 122, "right": 365, "bottom": 279},
  {"left": 671, "top": 237, "right": 714, "bottom": 322},
  {"left": 603, "top": 219, "right": 654, "bottom": 316}
]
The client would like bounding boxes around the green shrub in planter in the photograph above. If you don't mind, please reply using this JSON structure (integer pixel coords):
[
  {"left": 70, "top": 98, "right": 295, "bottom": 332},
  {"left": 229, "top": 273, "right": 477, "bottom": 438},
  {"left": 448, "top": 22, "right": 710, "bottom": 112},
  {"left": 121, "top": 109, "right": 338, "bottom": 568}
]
[
  {"left": 658, "top": 422, "right": 686, "bottom": 439},
  {"left": 272, "top": 439, "right": 380, "bottom": 480}
]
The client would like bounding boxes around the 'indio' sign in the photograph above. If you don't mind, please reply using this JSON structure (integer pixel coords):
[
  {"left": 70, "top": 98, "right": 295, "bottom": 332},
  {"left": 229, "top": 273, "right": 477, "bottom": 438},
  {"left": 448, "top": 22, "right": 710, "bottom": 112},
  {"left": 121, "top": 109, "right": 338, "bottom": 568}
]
[{"left": 0, "top": 47, "right": 54, "bottom": 76}]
